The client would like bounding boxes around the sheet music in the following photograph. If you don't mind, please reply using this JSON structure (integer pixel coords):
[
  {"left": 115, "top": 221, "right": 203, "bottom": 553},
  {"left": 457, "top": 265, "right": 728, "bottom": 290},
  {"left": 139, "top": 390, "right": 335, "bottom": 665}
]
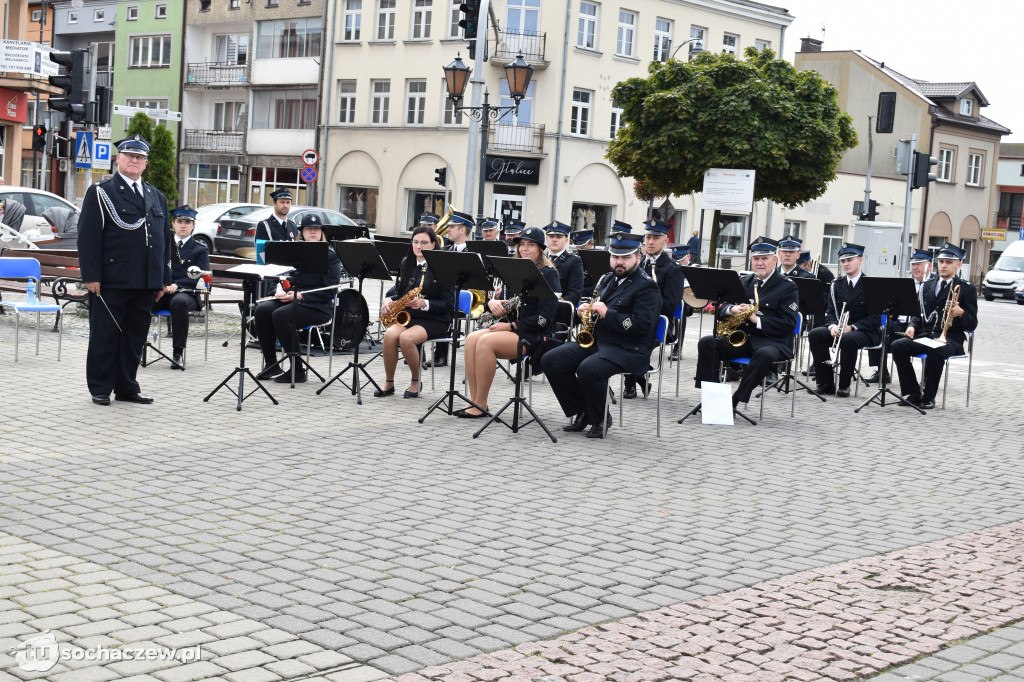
[
  {"left": 227, "top": 263, "right": 294, "bottom": 278},
  {"left": 915, "top": 337, "right": 946, "bottom": 349},
  {"left": 700, "top": 381, "right": 735, "bottom": 425}
]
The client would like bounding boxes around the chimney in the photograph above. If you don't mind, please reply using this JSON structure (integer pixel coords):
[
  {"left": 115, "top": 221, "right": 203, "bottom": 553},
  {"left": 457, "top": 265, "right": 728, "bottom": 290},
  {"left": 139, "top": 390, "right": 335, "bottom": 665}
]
[{"left": 799, "top": 38, "right": 823, "bottom": 53}]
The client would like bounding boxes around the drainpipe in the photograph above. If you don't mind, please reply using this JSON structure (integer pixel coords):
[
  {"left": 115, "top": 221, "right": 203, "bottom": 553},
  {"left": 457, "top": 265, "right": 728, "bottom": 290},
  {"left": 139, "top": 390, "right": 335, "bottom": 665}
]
[
  {"left": 550, "top": 0, "right": 571, "bottom": 221},
  {"left": 317, "top": 0, "right": 336, "bottom": 208}
]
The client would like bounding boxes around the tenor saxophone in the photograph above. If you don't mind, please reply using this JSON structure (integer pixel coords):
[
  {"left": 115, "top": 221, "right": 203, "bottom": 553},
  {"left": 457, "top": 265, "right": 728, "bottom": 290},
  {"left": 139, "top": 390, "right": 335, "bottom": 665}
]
[
  {"left": 381, "top": 266, "right": 427, "bottom": 327},
  {"left": 576, "top": 276, "right": 606, "bottom": 348},
  {"left": 715, "top": 280, "right": 759, "bottom": 347}
]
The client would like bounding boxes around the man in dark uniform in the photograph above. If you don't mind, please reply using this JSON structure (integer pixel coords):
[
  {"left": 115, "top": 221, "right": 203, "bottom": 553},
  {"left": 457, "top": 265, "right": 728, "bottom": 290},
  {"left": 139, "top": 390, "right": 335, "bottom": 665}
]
[
  {"left": 79, "top": 135, "right": 171, "bottom": 405},
  {"left": 545, "top": 220, "right": 584, "bottom": 306},
  {"left": 624, "top": 219, "right": 685, "bottom": 398},
  {"left": 571, "top": 229, "right": 594, "bottom": 251},
  {"left": 419, "top": 212, "right": 440, "bottom": 228},
  {"left": 777, "top": 235, "right": 814, "bottom": 279},
  {"left": 798, "top": 250, "right": 835, "bottom": 285},
  {"left": 610, "top": 219, "right": 633, "bottom": 238},
  {"left": 541, "top": 233, "right": 661, "bottom": 438},
  {"left": 807, "top": 243, "right": 882, "bottom": 397},
  {"left": 503, "top": 219, "right": 524, "bottom": 255},
  {"left": 694, "top": 238, "right": 799, "bottom": 407},
  {"left": 255, "top": 188, "right": 298, "bottom": 242},
  {"left": 890, "top": 242, "right": 977, "bottom": 409},
  {"left": 864, "top": 248, "right": 935, "bottom": 383},
  {"left": 428, "top": 210, "right": 474, "bottom": 368},
  {"left": 480, "top": 217, "right": 500, "bottom": 241},
  {"left": 151, "top": 204, "right": 211, "bottom": 369}
]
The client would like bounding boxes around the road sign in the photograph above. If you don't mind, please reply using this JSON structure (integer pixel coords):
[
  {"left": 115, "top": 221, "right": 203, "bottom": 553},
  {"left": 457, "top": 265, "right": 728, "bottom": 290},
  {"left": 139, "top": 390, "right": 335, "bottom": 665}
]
[
  {"left": 302, "top": 149, "right": 319, "bottom": 166},
  {"left": 112, "top": 105, "right": 182, "bottom": 122},
  {"left": 75, "top": 130, "right": 94, "bottom": 169},
  {"left": 301, "top": 166, "right": 317, "bottom": 184},
  {"left": 93, "top": 140, "right": 111, "bottom": 165}
]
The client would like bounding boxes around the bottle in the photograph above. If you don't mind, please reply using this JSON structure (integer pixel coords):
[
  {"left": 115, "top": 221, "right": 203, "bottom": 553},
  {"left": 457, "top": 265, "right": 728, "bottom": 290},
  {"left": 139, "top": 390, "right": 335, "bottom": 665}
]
[{"left": 25, "top": 278, "right": 36, "bottom": 304}]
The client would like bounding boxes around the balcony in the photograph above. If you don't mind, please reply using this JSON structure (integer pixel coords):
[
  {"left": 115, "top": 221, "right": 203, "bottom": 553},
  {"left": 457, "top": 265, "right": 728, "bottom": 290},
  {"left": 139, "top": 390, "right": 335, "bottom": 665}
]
[
  {"left": 487, "top": 123, "right": 545, "bottom": 154},
  {"left": 185, "top": 61, "right": 247, "bottom": 87},
  {"left": 994, "top": 212, "right": 1022, "bottom": 230},
  {"left": 184, "top": 129, "right": 244, "bottom": 153},
  {"left": 490, "top": 29, "right": 547, "bottom": 64}
]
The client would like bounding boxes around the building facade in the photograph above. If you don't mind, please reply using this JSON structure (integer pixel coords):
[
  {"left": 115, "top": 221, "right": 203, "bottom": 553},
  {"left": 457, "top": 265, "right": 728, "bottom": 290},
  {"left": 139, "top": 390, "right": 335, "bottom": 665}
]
[
  {"left": 320, "top": 0, "right": 793, "bottom": 238},
  {"left": 179, "top": 0, "right": 325, "bottom": 208},
  {"left": 993, "top": 143, "right": 1024, "bottom": 266}
]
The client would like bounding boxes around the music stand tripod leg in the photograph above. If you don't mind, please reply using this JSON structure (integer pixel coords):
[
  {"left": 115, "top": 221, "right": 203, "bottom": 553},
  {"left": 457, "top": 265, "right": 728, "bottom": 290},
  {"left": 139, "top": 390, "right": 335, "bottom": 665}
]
[
  {"left": 205, "top": 277, "right": 277, "bottom": 410},
  {"left": 419, "top": 288, "right": 484, "bottom": 423},
  {"left": 316, "top": 276, "right": 380, "bottom": 402}
]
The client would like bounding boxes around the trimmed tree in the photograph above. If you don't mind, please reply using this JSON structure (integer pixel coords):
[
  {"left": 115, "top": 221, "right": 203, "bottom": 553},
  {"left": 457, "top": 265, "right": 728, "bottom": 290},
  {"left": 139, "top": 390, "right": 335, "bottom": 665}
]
[
  {"left": 606, "top": 47, "right": 858, "bottom": 266},
  {"left": 123, "top": 112, "right": 178, "bottom": 203}
]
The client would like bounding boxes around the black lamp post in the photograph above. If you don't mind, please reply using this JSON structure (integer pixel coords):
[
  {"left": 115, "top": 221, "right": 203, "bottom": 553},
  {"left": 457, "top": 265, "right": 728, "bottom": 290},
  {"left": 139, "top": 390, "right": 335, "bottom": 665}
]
[
  {"left": 669, "top": 38, "right": 704, "bottom": 60},
  {"left": 443, "top": 53, "right": 534, "bottom": 227}
]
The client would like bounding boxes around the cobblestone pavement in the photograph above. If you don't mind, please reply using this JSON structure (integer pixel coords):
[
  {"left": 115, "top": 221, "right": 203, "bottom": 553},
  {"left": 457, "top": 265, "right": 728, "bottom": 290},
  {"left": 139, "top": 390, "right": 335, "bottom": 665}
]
[{"left": 0, "top": 289, "right": 1022, "bottom": 681}]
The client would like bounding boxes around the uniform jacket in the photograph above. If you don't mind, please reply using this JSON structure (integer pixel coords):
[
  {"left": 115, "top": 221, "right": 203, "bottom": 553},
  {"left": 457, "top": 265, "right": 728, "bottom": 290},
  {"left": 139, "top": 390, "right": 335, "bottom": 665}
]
[
  {"left": 386, "top": 257, "right": 455, "bottom": 324},
  {"left": 172, "top": 237, "right": 211, "bottom": 305},
  {"left": 255, "top": 214, "right": 298, "bottom": 242},
  {"left": 780, "top": 265, "right": 814, "bottom": 280},
  {"left": 79, "top": 174, "right": 171, "bottom": 290},
  {"left": 289, "top": 249, "right": 343, "bottom": 316},
  {"left": 826, "top": 274, "right": 882, "bottom": 344},
  {"left": 550, "top": 251, "right": 585, "bottom": 306},
  {"left": 643, "top": 251, "right": 685, "bottom": 319},
  {"left": 909, "top": 274, "right": 978, "bottom": 351},
  {"left": 512, "top": 264, "right": 561, "bottom": 339},
  {"left": 592, "top": 268, "right": 662, "bottom": 376},
  {"left": 717, "top": 270, "right": 800, "bottom": 355}
]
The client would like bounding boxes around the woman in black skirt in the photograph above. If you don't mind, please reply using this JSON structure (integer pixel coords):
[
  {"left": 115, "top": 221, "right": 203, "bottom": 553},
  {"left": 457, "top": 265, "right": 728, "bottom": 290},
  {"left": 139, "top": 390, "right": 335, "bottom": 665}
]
[
  {"left": 457, "top": 226, "right": 561, "bottom": 417},
  {"left": 376, "top": 226, "right": 455, "bottom": 398}
]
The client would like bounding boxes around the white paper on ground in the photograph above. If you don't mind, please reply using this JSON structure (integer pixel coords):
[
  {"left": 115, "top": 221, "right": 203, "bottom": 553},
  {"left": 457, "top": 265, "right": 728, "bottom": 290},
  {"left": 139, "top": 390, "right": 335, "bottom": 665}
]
[{"left": 700, "top": 381, "right": 735, "bottom": 425}]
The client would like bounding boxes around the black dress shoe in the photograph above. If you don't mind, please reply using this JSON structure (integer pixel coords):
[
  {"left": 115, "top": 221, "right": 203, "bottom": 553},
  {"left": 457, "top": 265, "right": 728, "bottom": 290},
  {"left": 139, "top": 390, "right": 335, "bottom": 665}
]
[
  {"left": 836, "top": 387, "right": 851, "bottom": 398},
  {"left": 172, "top": 349, "right": 185, "bottom": 370},
  {"left": 403, "top": 389, "right": 419, "bottom": 398},
  {"left": 256, "top": 366, "right": 282, "bottom": 380},
  {"left": 817, "top": 385, "right": 836, "bottom": 395},
  {"left": 900, "top": 394, "right": 922, "bottom": 407},
  {"left": 623, "top": 384, "right": 638, "bottom": 399},
  {"left": 921, "top": 399, "right": 936, "bottom": 409},
  {"left": 586, "top": 414, "right": 613, "bottom": 439},
  {"left": 114, "top": 393, "right": 154, "bottom": 404},
  {"left": 458, "top": 409, "right": 487, "bottom": 419},
  {"left": 91, "top": 395, "right": 110, "bottom": 405},
  {"left": 373, "top": 385, "right": 396, "bottom": 397},
  {"left": 275, "top": 371, "right": 307, "bottom": 384},
  {"left": 562, "top": 414, "right": 589, "bottom": 432},
  {"left": 431, "top": 357, "right": 447, "bottom": 368}
]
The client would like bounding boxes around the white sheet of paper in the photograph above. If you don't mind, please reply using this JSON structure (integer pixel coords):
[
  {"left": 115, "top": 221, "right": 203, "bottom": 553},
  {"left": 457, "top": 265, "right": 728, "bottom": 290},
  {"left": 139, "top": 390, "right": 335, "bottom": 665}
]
[
  {"left": 700, "top": 381, "right": 735, "bottom": 425},
  {"left": 914, "top": 337, "right": 946, "bottom": 349},
  {"left": 227, "top": 263, "right": 294, "bottom": 278}
]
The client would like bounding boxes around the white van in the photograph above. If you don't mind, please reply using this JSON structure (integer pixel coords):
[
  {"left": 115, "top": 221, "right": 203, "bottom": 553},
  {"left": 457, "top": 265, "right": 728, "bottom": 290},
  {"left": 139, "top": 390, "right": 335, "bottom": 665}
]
[{"left": 982, "top": 239, "right": 1024, "bottom": 300}]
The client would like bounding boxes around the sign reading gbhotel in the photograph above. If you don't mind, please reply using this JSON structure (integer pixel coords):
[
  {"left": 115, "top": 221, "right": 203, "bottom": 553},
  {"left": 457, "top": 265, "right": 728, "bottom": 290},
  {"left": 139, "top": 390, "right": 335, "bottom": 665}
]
[{"left": 485, "top": 155, "right": 540, "bottom": 185}]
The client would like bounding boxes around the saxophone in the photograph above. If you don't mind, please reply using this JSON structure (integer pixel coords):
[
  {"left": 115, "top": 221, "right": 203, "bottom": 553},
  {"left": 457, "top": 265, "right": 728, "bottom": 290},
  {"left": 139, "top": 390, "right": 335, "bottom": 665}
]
[
  {"left": 576, "top": 275, "right": 607, "bottom": 348},
  {"left": 382, "top": 265, "right": 427, "bottom": 327},
  {"left": 478, "top": 296, "right": 521, "bottom": 329},
  {"left": 715, "top": 279, "right": 759, "bottom": 347}
]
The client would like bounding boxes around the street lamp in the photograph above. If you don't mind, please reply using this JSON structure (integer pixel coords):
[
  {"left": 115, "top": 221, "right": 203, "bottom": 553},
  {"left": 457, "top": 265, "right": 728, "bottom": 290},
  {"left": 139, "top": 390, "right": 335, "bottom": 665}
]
[
  {"left": 443, "top": 53, "right": 535, "bottom": 227},
  {"left": 669, "top": 38, "right": 704, "bottom": 61}
]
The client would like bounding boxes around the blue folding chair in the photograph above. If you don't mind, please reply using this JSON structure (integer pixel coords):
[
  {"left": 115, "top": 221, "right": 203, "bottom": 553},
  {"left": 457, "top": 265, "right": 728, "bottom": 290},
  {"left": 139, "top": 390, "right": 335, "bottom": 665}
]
[
  {"left": 911, "top": 330, "right": 974, "bottom": 409},
  {"left": 603, "top": 315, "right": 669, "bottom": 438},
  {"left": 0, "top": 257, "right": 64, "bottom": 362}
]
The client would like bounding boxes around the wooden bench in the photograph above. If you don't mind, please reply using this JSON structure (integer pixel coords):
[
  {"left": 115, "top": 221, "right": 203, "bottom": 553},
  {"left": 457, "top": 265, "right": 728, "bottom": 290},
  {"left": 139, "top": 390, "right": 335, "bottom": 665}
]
[{"left": 0, "top": 248, "right": 90, "bottom": 330}]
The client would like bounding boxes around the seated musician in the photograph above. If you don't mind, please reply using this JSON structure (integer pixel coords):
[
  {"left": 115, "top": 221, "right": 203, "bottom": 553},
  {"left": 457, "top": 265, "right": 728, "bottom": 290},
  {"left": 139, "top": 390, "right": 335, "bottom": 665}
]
[
  {"left": 694, "top": 237, "right": 799, "bottom": 407},
  {"left": 807, "top": 243, "right": 881, "bottom": 397},
  {"left": 457, "top": 227, "right": 561, "bottom": 418},
  {"left": 865, "top": 249, "right": 935, "bottom": 384},
  {"left": 151, "top": 204, "right": 210, "bottom": 369},
  {"left": 625, "top": 219, "right": 685, "bottom": 398},
  {"left": 375, "top": 226, "right": 454, "bottom": 399},
  {"left": 545, "top": 221, "right": 584, "bottom": 306},
  {"left": 254, "top": 214, "right": 343, "bottom": 383},
  {"left": 503, "top": 220, "right": 524, "bottom": 255},
  {"left": 777, "top": 235, "right": 814, "bottom": 279},
  {"left": 480, "top": 217, "right": 500, "bottom": 241},
  {"left": 540, "top": 233, "right": 661, "bottom": 438},
  {"left": 890, "top": 242, "right": 978, "bottom": 409}
]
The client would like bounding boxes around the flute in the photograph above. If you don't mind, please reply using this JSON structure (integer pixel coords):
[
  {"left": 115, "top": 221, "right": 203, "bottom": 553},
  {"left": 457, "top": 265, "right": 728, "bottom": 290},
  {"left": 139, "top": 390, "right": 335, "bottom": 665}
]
[{"left": 254, "top": 284, "right": 342, "bottom": 304}]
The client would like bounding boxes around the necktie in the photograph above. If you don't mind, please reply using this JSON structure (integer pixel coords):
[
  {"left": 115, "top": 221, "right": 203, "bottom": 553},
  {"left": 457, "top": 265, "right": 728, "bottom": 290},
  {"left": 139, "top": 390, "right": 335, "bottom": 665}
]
[
  {"left": 133, "top": 183, "right": 144, "bottom": 203},
  {"left": 604, "top": 277, "right": 620, "bottom": 299},
  {"left": 848, "top": 277, "right": 854, "bottom": 291}
]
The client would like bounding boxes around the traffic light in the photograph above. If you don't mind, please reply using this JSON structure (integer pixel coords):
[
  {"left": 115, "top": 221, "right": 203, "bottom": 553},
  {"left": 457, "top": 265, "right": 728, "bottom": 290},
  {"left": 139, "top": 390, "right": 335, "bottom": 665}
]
[
  {"left": 434, "top": 167, "right": 447, "bottom": 187},
  {"left": 95, "top": 86, "right": 112, "bottom": 127},
  {"left": 912, "top": 150, "right": 937, "bottom": 190},
  {"left": 32, "top": 125, "right": 47, "bottom": 153},
  {"left": 862, "top": 199, "right": 879, "bottom": 221},
  {"left": 459, "top": 1, "right": 481, "bottom": 40},
  {"left": 48, "top": 49, "right": 86, "bottom": 122},
  {"left": 875, "top": 92, "right": 896, "bottom": 134}
]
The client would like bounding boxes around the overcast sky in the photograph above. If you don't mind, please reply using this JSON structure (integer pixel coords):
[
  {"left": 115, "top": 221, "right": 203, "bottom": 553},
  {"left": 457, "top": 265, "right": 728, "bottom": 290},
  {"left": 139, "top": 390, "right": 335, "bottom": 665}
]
[{"left": 779, "top": 0, "right": 1021, "bottom": 142}]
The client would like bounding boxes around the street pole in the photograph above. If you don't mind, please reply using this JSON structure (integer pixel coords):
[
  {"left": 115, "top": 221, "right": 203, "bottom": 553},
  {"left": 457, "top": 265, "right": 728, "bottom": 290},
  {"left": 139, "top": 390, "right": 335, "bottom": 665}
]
[
  {"left": 864, "top": 115, "right": 873, "bottom": 208},
  {"left": 900, "top": 133, "right": 917, "bottom": 278},
  {"left": 462, "top": 0, "right": 491, "bottom": 216},
  {"left": 476, "top": 91, "right": 491, "bottom": 224}
]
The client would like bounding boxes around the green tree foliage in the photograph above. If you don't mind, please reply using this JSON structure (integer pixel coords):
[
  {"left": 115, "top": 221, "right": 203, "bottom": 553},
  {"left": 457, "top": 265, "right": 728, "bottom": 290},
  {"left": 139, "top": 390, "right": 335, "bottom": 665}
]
[
  {"left": 123, "top": 112, "right": 178, "bottom": 202},
  {"left": 607, "top": 48, "right": 857, "bottom": 263}
]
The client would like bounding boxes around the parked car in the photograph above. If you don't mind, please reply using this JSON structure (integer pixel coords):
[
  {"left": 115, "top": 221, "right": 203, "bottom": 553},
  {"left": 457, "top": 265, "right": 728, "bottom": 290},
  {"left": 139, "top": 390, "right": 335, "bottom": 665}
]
[
  {"left": 0, "top": 186, "right": 79, "bottom": 234},
  {"left": 214, "top": 205, "right": 360, "bottom": 255},
  {"left": 1015, "top": 282, "right": 1024, "bottom": 306},
  {"left": 981, "top": 240, "right": 1024, "bottom": 301},
  {"left": 192, "top": 203, "right": 264, "bottom": 252}
]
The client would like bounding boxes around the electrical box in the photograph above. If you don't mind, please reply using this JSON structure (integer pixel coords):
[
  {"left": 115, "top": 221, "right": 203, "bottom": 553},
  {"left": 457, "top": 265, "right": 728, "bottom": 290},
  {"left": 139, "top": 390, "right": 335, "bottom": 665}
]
[{"left": 850, "top": 220, "right": 903, "bottom": 277}]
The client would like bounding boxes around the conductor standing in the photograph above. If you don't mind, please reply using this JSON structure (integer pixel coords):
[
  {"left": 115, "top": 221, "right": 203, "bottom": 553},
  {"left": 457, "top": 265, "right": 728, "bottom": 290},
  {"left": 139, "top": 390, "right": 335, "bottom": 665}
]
[{"left": 79, "top": 135, "right": 171, "bottom": 405}]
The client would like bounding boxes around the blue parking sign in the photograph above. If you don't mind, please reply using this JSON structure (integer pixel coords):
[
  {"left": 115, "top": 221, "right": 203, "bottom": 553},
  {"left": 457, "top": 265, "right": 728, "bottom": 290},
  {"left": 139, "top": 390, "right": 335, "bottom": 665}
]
[{"left": 93, "top": 141, "right": 111, "bottom": 164}]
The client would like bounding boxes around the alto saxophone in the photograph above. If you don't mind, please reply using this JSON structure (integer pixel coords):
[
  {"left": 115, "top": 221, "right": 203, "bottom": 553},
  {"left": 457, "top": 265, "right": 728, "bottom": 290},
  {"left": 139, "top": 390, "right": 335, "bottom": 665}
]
[
  {"left": 478, "top": 296, "right": 521, "bottom": 329},
  {"left": 576, "top": 276, "right": 606, "bottom": 348},
  {"left": 381, "top": 266, "right": 427, "bottom": 327},
  {"left": 715, "top": 280, "right": 759, "bottom": 347}
]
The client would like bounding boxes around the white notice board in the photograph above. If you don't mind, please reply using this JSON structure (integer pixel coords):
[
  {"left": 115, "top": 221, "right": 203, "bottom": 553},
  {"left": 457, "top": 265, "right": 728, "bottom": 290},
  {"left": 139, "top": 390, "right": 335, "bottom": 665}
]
[{"left": 701, "top": 168, "right": 756, "bottom": 214}]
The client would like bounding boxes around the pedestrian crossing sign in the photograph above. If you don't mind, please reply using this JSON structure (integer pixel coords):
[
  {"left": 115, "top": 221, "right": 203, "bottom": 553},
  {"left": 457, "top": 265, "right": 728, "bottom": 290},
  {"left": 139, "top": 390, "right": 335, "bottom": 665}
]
[{"left": 75, "top": 131, "right": 94, "bottom": 170}]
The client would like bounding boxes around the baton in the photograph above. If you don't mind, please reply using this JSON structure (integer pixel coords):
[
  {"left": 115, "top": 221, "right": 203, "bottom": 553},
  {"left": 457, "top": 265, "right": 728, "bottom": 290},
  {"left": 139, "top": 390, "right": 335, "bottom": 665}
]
[{"left": 95, "top": 292, "right": 124, "bottom": 334}]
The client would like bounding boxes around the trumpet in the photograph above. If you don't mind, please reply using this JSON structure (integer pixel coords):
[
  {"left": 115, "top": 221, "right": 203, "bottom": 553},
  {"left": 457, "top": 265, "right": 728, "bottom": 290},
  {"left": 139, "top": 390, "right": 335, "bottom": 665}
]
[
  {"left": 935, "top": 283, "right": 961, "bottom": 345},
  {"left": 715, "top": 281, "right": 759, "bottom": 347},
  {"left": 827, "top": 302, "right": 849, "bottom": 365}
]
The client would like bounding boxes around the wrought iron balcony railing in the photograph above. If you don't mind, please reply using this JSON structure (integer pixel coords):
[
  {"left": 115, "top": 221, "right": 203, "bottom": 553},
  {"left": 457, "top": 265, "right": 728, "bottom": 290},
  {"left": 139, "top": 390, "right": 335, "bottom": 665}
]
[
  {"left": 183, "top": 129, "right": 244, "bottom": 153},
  {"left": 490, "top": 29, "right": 546, "bottom": 63},
  {"left": 185, "top": 61, "right": 247, "bottom": 86},
  {"left": 487, "top": 123, "right": 545, "bottom": 154}
]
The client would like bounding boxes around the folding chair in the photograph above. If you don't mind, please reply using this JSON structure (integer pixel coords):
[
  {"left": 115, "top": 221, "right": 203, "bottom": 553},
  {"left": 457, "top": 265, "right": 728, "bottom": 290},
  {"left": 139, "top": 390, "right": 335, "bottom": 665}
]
[
  {"left": 913, "top": 330, "right": 974, "bottom": 409},
  {"left": 423, "top": 290, "right": 473, "bottom": 391},
  {"left": 0, "top": 257, "right": 63, "bottom": 361},
  {"left": 603, "top": 315, "right": 669, "bottom": 438},
  {"left": 732, "top": 316, "right": 804, "bottom": 421},
  {"left": 853, "top": 314, "right": 886, "bottom": 397},
  {"left": 146, "top": 286, "right": 211, "bottom": 369}
]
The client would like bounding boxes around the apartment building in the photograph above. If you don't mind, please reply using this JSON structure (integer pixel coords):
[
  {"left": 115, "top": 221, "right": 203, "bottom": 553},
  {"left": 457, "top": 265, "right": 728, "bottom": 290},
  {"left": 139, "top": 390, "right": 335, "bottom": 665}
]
[
  {"left": 993, "top": 143, "right": 1024, "bottom": 265},
  {"left": 320, "top": 0, "right": 793, "bottom": 239},
  {"left": 179, "top": 0, "right": 325, "bottom": 207}
]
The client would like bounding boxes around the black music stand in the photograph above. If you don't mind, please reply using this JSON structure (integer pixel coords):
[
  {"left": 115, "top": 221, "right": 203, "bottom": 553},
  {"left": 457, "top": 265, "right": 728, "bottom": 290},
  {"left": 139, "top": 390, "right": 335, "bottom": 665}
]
[
  {"left": 371, "top": 240, "right": 410, "bottom": 341},
  {"left": 472, "top": 256, "right": 559, "bottom": 443},
  {"left": 466, "top": 240, "right": 510, "bottom": 260},
  {"left": 418, "top": 250, "right": 492, "bottom": 423},
  {"left": 759, "top": 277, "right": 826, "bottom": 405},
  {"left": 579, "top": 250, "right": 612, "bottom": 284},
  {"left": 204, "top": 264, "right": 290, "bottom": 410},
  {"left": 322, "top": 224, "right": 369, "bottom": 242},
  {"left": 317, "top": 240, "right": 391, "bottom": 403},
  {"left": 855, "top": 277, "right": 924, "bottom": 414},
  {"left": 265, "top": 241, "right": 330, "bottom": 388},
  {"left": 677, "top": 267, "right": 758, "bottom": 426}
]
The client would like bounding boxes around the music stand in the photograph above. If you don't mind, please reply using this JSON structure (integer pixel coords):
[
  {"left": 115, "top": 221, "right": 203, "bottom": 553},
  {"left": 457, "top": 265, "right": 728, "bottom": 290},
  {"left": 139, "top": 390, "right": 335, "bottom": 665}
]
[
  {"left": 472, "top": 256, "right": 560, "bottom": 443},
  {"left": 579, "top": 250, "right": 612, "bottom": 285},
  {"left": 855, "top": 277, "right": 925, "bottom": 414},
  {"left": 760, "top": 277, "right": 827, "bottom": 409},
  {"left": 418, "top": 250, "right": 492, "bottom": 423},
  {"left": 466, "top": 240, "right": 510, "bottom": 260},
  {"left": 322, "top": 224, "right": 368, "bottom": 242},
  {"left": 676, "top": 267, "right": 757, "bottom": 426},
  {"left": 371, "top": 240, "right": 410, "bottom": 341},
  {"left": 317, "top": 240, "right": 391, "bottom": 403},
  {"left": 265, "top": 241, "right": 330, "bottom": 388},
  {"left": 204, "top": 262, "right": 292, "bottom": 410}
]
